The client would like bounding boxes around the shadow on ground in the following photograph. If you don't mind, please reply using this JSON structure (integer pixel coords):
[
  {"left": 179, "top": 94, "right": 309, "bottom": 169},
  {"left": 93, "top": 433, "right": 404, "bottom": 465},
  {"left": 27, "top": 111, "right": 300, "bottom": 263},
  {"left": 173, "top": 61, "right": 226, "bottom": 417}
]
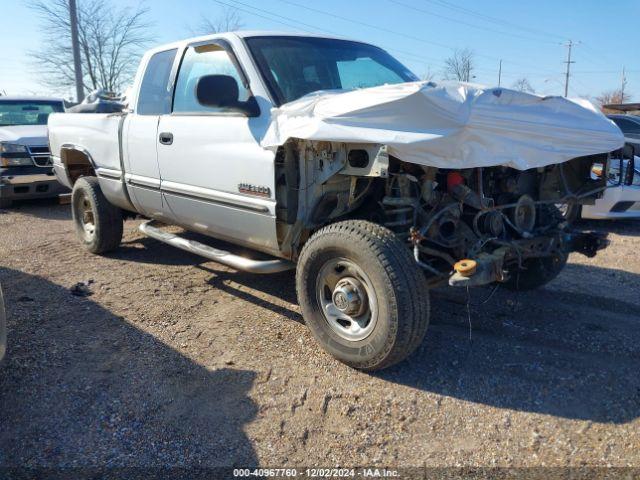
[
  {"left": 0, "top": 268, "right": 258, "bottom": 468},
  {"left": 0, "top": 198, "right": 71, "bottom": 221},
  {"left": 375, "top": 263, "right": 640, "bottom": 424},
  {"left": 579, "top": 217, "right": 640, "bottom": 237},
  {"left": 146, "top": 248, "right": 640, "bottom": 424},
  {"left": 4, "top": 202, "right": 639, "bottom": 430},
  {"left": 113, "top": 225, "right": 640, "bottom": 423}
]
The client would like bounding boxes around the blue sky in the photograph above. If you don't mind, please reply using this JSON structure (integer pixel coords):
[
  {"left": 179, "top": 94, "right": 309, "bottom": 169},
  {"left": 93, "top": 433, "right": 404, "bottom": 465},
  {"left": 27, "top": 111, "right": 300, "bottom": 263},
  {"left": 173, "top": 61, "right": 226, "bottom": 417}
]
[{"left": 1, "top": 0, "right": 638, "bottom": 101}]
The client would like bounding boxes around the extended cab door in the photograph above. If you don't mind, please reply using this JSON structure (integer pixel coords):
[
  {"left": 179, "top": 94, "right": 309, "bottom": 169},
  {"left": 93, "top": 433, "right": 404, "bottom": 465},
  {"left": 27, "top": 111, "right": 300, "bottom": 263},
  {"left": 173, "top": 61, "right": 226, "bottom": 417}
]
[
  {"left": 156, "top": 40, "right": 279, "bottom": 253},
  {"left": 123, "top": 48, "right": 177, "bottom": 218}
]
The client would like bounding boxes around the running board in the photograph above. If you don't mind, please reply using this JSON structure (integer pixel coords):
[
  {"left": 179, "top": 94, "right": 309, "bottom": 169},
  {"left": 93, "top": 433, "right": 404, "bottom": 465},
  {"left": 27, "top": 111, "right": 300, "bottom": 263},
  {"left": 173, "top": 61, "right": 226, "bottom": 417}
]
[{"left": 139, "top": 221, "right": 294, "bottom": 274}]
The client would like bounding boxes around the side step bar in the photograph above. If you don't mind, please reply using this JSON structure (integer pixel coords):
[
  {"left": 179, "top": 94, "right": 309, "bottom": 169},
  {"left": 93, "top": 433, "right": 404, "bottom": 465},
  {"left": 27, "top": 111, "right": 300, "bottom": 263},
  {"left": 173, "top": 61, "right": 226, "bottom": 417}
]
[{"left": 139, "top": 221, "right": 294, "bottom": 274}]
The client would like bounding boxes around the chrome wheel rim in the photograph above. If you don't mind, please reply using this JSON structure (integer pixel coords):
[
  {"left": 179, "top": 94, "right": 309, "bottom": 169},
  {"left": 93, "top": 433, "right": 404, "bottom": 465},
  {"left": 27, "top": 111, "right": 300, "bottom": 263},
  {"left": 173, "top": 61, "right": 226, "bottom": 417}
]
[
  {"left": 79, "top": 195, "right": 95, "bottom": 241},
  {"left": 315, "top": 258, "right": 377, "bottom": 342}
]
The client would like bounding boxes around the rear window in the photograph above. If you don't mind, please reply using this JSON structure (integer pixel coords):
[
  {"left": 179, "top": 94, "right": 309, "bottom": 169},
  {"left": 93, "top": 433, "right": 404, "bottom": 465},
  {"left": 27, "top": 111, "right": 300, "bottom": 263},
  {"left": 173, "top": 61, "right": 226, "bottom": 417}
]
[
  {"left": 0, "top": 100, "right": 64, "bottom": 126},
  {"left": 137, "top": 49, "right": 177, "bottom": 115}
]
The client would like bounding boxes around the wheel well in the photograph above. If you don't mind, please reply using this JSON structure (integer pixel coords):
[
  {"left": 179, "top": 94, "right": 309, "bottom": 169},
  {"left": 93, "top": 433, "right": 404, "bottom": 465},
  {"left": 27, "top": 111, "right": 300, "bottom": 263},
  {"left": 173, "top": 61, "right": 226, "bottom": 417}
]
[{"left": 61, "top": 147, "right": 96, "bottom": 185}]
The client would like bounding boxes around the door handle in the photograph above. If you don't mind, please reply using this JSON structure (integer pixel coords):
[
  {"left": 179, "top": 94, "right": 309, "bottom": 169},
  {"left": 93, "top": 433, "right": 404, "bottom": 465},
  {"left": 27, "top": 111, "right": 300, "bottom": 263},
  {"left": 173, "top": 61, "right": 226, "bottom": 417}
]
[{"left": 159, "top": 132, "right": 173, "bottom": 145}]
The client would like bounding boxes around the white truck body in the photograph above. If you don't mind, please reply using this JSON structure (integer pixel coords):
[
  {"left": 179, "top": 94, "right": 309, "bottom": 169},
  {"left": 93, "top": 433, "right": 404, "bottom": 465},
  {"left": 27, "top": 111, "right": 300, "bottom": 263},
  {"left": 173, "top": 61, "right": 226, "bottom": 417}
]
[
  {"left": 46, "top": 32, "right": 628, "bottom": 369},
  {"left": 48, "top": 32, "right": 625, "bottom": 258}
]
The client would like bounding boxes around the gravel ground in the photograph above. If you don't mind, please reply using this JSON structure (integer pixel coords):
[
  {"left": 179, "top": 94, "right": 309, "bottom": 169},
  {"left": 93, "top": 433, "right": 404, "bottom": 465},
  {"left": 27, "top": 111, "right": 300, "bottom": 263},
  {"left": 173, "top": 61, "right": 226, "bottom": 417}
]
[{"left": 0, "top": 199, "right": 639, "bottom": 469}]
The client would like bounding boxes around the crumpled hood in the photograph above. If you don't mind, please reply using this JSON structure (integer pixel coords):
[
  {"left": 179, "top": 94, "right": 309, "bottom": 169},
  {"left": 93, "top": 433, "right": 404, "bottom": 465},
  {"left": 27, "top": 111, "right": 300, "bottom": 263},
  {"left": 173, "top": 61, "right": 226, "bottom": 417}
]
[
  {"left": 0, "top": 125, "right": 49, "bottom": 146},
  {"left": 263, "top": 81, "right": 625, "bottom": 170}
]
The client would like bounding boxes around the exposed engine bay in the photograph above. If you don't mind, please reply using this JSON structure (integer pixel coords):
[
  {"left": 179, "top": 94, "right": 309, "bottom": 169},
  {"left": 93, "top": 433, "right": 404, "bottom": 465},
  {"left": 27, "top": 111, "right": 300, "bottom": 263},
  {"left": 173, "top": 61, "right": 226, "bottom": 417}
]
[{"left": 276, "top": 140, "right": 615, "bottom": 287}]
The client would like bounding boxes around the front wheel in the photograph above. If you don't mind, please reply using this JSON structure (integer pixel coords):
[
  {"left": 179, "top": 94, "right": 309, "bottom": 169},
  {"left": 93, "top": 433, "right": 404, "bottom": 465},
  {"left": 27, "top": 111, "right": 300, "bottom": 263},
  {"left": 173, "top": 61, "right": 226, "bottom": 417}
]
[
  {"left": 296, "top": 220, "right": 430, "bottom": 371},
  {"left": 502, "top": 253, "right": 568, "bottom": 291},
  {"left": 72, "top": 177, "right": 123, "bottom": 254}
]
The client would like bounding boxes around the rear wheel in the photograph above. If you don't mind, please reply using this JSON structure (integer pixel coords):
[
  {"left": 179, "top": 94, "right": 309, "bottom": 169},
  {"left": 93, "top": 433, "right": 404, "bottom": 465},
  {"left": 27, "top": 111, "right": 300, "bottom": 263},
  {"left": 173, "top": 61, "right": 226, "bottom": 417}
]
[
  {"left": 72, "top": 177, "right": 123, "bottom": 254},
  {"left": 296, "top": 220, "right": 430, "bottom": 371}
]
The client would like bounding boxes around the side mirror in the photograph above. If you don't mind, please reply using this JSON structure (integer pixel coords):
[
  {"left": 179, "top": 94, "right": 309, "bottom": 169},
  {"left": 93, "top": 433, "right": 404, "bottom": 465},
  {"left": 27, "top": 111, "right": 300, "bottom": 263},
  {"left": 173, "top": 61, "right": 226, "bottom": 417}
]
[{"left": 196, "top": 74, "right": 259, "bottom": 117}]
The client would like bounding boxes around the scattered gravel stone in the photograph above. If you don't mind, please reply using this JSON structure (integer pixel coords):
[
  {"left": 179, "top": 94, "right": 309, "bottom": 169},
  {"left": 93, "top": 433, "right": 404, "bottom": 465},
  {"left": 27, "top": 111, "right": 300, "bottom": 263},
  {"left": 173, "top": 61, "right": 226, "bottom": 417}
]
[{"left": 0, "top": 200, "right": 639, "bottom": 469}]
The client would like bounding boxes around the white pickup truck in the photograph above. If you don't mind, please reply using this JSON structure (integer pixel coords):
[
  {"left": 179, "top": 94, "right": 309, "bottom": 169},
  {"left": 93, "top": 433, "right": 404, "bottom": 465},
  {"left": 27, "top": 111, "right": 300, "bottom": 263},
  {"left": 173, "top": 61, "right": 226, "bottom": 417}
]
[
  {"left": 0, "top": 96, "right": 69, "bottom": 208},
  {"left": 49, "top": 32, "right": 625, "bottom": 370}
]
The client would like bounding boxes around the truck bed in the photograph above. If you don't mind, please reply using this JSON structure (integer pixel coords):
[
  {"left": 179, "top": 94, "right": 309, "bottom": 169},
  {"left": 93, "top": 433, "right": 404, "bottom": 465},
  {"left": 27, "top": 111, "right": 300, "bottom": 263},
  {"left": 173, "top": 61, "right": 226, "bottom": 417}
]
[{"left": 49, "top": 112, "right": 124, "bottom": 188}]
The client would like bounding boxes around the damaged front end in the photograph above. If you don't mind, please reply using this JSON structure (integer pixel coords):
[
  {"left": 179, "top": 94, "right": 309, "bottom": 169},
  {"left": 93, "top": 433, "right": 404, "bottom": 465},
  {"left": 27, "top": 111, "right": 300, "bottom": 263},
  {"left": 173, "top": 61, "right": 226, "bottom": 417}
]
[
  {"left": 267, "top": 81, "right": 626, "bottom": 287},
  {"left": 275, "top": 139, "right": 616, "bottom": 289},
  {"left": 447, "top": 230, "right": 609, "bottom": 288},
  {"left": 391, "top": 155, "right": 614, "bottom": 288}
]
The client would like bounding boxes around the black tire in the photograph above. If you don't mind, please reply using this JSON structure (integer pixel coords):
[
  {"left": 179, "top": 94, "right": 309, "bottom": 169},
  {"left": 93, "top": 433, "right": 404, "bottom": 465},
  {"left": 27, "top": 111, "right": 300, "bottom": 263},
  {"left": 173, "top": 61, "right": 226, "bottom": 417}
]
[
  {"left": 0, "top": 199, "right": 12, "bottom": 209},
  {"left": 72, "top": 176, "right": 123, "bottom": 254},
  {"left": 503, "top": 253, "right": 568, "bottom": 291},
  {"left": 296, "top": 220, "right": 430, "bottom": 371}
]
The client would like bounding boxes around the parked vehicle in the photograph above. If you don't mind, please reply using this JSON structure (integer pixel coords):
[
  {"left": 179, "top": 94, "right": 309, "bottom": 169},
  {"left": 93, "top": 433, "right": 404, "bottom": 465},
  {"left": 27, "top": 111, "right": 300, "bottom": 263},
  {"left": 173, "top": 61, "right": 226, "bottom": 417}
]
[
  {"left": 0, "top": 96, "right": 69, "bottom": 208},
  {"left": 580, "top": 152, "right": 639, "bottom": 220},
  {"left": 608, "top": 114, "right": 640, "bottom": 147},
  {"left": 561, "top": 114, "right": 640, "bottom": 221},
  {"left": 48, "top": 32, "right": 624, "bottom": 370}
]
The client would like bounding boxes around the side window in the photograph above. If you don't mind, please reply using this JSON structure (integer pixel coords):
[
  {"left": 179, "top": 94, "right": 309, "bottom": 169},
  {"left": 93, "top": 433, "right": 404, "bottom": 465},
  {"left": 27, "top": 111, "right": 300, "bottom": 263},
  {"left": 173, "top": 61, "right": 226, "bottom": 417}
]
[
  {"left": 173, "top": 44, "right": 249, "bottom": 113},
  {"left": 137, "top": 49, "right": 177, "bottom": 115}
]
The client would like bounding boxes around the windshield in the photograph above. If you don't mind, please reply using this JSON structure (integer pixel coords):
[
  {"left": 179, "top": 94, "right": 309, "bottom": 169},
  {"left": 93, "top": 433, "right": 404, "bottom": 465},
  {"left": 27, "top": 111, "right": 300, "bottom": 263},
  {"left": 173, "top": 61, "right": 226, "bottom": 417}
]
[
  {"left": 610, "top": 117, "right": 640, "bottom": 140},
  {"left": 245, "top": 36, "right": 418, "bottom": 105},
  {"left": 0, "top": 100, "right": 64, "bottom": 127}
]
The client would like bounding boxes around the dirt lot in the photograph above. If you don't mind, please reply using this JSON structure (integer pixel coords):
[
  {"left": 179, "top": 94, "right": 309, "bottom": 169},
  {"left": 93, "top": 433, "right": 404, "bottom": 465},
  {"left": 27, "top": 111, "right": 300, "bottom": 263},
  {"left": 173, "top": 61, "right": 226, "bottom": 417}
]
[{"left": 1, "top": 199, "right": 639, "bottom": 469}]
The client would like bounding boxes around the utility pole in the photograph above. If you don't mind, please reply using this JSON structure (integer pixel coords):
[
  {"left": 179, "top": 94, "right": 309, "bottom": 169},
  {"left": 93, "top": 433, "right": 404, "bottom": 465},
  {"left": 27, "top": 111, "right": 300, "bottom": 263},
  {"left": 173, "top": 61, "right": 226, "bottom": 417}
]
[
  {"left": 69, "top": 0, "right": 84, "bottom": 103},
  {"left": 498, "top": 59, "right": 502, "bottom": 87},
  {"left": 563, "top": 40, "right": 577, "bottom": 97},
  {"left": 621, "top": 65, "right": 627, "bottom": 103}
]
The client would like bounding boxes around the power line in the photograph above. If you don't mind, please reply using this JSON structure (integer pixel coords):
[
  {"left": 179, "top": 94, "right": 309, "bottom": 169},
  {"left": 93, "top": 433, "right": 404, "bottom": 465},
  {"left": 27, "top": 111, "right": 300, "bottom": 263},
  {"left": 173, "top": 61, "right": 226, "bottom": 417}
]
[
  {"left": 424, "top": 0, "right": 568, "bottom": 42},
  {"left": 211, "top": 0, "right": 453, "bottom": 72},
  {"left": 269, "top": 0, "right": 560, "bottom": 76},
  {"left": 213, "top": 0, "right": 577, "bottom": 88},
  {"left": 388, "top": 0, "right": 558, "bottom": 45},
  {"left": 570, "top": 69, "right": 640, "bottom": 74},
  {"left": 271, "top": 0, "right": 467, "bottom": 53}
]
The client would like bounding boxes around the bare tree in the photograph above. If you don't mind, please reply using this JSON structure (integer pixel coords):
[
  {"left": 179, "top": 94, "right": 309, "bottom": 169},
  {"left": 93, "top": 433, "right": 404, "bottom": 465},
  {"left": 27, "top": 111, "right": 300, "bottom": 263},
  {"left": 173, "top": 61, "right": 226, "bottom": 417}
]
[
  {"left": 420, "top": 68, "right": 436, "bottom": 82},
  {"left": 595, "top": 89, "right": 632, "bottom": 113},
  {"left": 193, "top": 7, "right": 244, "bottom": 35},
  {"left": 443, "top": 48, "right": 475, "bottom": 82},
  {"left": 512, "top": 77, "right": 535, "bottom": 93},
  {"left": 29, "top": 0, "right": 152, "bottom": 96}
]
